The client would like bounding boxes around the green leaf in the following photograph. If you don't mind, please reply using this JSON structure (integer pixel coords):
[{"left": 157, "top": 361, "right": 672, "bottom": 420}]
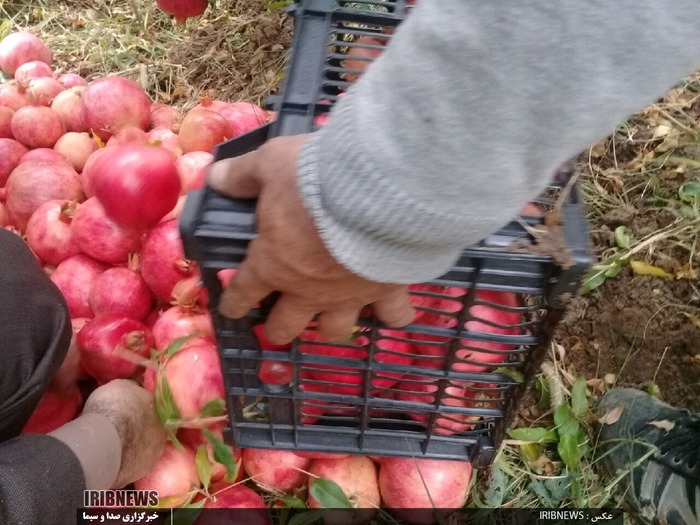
[
  {"left": 278, "top": 494, "right": 308, "bottom": 509},
  {"left": 613, "top": 226, "right": 630, "bottom": 249},
  {"left": 558, "top": 433, "right": 581, "bottom": 472},
  {"left": 199, "top": 398, "right": 226, "bottom": 418},
  {"left": 528, "top": 477, "right": 570, "bottom": 508},
  {"left": 580, "top": 256, "right": 628, "bottom": 294},
  {"left": 202, "top": 429, "right": 237, "bottom": 481},
  {"left": 266, "top": 0, "right": 293, "bottom": 11},
  {"left": 571, "top": 377, "right": 588, "bottom": 419},
  {"left": 679, "top": 180, "right": 700, "bottom": 202},
  {"left": 492, "top": 367, "right": 524, "bottom": 383},
  {"left": 535, "top": 376, "right": 550, "bottom": 410},
  {"left": 195, "top": 444, "right": 213, "bottom": 489},
  {"left": 155, "top": 373, "right": 181, "bottom": 426},
  {"left": 165, "top": 335, "right": 196, "bottom": 359},
  {"left": 482, "top": 466, "right": 508, "bottom": 507},
  {"left": 507, "top": 427, "right": 558, "bottom": 443},
  {"left": 553, "top": 404, "right": 580, "bottom": 438},
  {"left": 309, "top": 478, "right": 353, "bottom": 509},
  {"left": 288, "top": 510, "right": 324, "bottom": 525}
]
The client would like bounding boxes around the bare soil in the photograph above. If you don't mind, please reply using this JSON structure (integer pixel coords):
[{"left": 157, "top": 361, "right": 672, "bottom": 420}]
[{"left": 559, "top": 182, "right": 700, "bottom": 413}]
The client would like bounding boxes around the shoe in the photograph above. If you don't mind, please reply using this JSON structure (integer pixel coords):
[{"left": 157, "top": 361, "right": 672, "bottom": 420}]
[{"left": 596, "top": 388, "right": 699, "bottom": 525}]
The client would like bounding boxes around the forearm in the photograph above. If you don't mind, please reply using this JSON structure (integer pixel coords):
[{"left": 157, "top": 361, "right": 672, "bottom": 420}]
[
  {"left": 298, "top": 0, "right": 700, "bottom": 283},
  {"left": 0, "top": 435, "right": 86, "bottom": 525}
]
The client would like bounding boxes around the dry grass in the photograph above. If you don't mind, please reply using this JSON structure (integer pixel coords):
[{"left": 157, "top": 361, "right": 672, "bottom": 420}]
[{"left": 0, "top": 0, "right": 292, "bottom": 107}]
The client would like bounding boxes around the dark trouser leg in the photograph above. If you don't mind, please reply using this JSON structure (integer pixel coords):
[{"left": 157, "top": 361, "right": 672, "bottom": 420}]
[{"left": 0, "top": 229, "right": 71, "bottom": 442}]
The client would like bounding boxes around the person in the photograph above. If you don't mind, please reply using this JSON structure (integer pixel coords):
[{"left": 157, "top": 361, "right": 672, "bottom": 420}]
[
  {"left": 204, "top": 1, "right": 699, "bottom": 523},
  {"left": 0, "top": 229, "right": 166, "bottom": 525},
  {"left": 0, "top": 1, "right": 698, "bottom": 524}
]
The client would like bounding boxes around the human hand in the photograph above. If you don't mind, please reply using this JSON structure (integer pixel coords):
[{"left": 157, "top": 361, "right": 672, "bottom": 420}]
[
  {"left": 82, "top": 379, "right": 166, "bottom": 488},
  {"left": 207, "top": 134, "right": 415, "bottom": 345}
]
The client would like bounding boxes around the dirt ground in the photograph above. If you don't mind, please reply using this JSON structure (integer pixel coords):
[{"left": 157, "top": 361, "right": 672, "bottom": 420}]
[{"left": 558, "top": 171, "right": 700, "bottom": 413}]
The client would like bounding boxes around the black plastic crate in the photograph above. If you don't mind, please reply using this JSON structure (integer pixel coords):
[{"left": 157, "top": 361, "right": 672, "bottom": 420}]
[{"left": 179, "top": 0, "right": 593, "bottom": 466}]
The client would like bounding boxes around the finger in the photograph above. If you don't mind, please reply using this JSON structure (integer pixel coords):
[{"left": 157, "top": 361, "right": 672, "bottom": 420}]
[
  {"left": 207, "top": 151, "right": 263, "bottom": 198},
  {"left": 317, "top": 306, "right": 362, "bottom": 342},
  {"left": 219, "top": 261, "right": 275, "bottom": 319},
  {"left": 372, "top": 286, "right": 415, "bottom": 328},
  {"left": 263, "top": 294, "right": 317, "bottom": 345}
]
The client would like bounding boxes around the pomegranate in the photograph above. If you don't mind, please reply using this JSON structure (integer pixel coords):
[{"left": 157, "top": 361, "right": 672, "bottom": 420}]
[
  {"left": 216, "top": 102, "right": 268, "bottom": 137},
  {"left": 0, "top": 107, "right": 13, "bottom": 138},
  {"left": 14, "top": 60, "right": 53, "bottom": 84},
  {"left": 308, "top": 456, "right": 380, "bottom": 524},
  {"left": 51, "top": 86, "right": 87, "bottom": 132},
  {"left": 81, "top": 76, "right": 151, "bottom": 140},
  {"left": 71, "top": 197, "right": 142, "bottom": 264},
  {"left": 5, "top": 159, "right": 83, "bottom": 230},
  {"left": 178, "top": 109, "right": 233, "bottom": 153},
  {"left": 20, "top": 384, "right": 82, "bottom": 434},
  {"left": 57, "top": 73, "right": 88, "bottom": 89},
  {"left": 77, "top": 313, "right": 155, "bottom": 383},
  {"left": 242, "top": 448, "right": 311, "bottom": 493},
  {"left": 176, "top": 151, "right": 212, "bottom": 193},
  {"left": 151, "top": 306, "right": 213, "bottom": 351},
  {"left": 199, "top": 483, "right": 268, "bottom": 513},
  {"left": 90, "top": 144, "right": 180, "bottom": 229},
  {"left": 134, "top": 443, "right": 200, "bottom": 507},
  {"left": 150, "top": 103, "right": 181, "bottom": 131},
  {"left": 395, "top": 380, "right": 477, "bottom": 435},
  {"left": 0, "top": 138, "right": 28, "bottom": 186},
  {"left": 26, "top": 76, "right": 65, "bottom": 106},
  {"left": 25, "top": 199, "right": 81, "bottom": 267},
  {"left": 54, "top": 132, "right": 98, "bottom": 172},
  {"left": 0, "top": 31, "right": 52, "bottom": 76},
  {"left": 140, "top": 219, "right": 196, "bottom": 302},
  {"left": 50, "top": 255, "right": 109, "bottom": 318},
  {"left": 80, "top": 147, "right": 111, "bottom": 198},
  {"left": 155, "top": 0, "right": 208, "bottom": 24},
  {"left": 161, "top": 341, "right": 224, "bottom": 419},
  {"left": 146, "top": 126, "right": 182, "bottom": 157},
  {"left": 89, "top": 267, "right": 153, "bottom": 320},
  {"left": 11, "top": 106, "right": 65, "bottom": 149},
  {"left": 20, "top": 148, "right": 67, "bottom": 165},
  {"left": 105, "top": 125, "right": 148, "bottom": 147},
  {"left": 0, "top": 81, "right": 33, "bottom": 110},
  {"left": 379, "top": 458, "right": 473, "bottom": 525},
  {"left": 192, "top": 97, "right": 227, "bottom": 113}
]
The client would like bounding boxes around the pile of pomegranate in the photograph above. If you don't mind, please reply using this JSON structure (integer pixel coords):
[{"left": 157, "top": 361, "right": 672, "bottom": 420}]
[{"left": 0, "top": 25, "right": 540, "bottom": 523}]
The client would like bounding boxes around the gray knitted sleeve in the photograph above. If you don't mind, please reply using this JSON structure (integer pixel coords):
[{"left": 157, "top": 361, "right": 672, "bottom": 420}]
[{"left": 296, "top": 0, "right": 700, "bottom": 283}]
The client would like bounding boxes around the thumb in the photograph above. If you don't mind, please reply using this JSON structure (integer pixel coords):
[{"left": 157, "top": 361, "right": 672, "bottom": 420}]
[{"left": 207, "top": 149, "right": 263, "bottom": 198}]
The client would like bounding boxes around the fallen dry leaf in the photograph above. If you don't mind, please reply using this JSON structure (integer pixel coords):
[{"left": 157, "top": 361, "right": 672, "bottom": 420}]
[
  {"left": 630, "top": 260, "right": 673, "bottom": 278},
  {"left": 681, "top": 312, "right": 700, "bottom": 329},
  {"left": 676, "top": 263, "right": 698, "bottom": 280},
  {"left": 648, "top": 420, "right": 675, "bottom": 432},
  {"left": 604, "top": 373, "right": 617, "bottom": 385},
  {"left": 598, "top": 404, "right": 624, "bottom": 425}
]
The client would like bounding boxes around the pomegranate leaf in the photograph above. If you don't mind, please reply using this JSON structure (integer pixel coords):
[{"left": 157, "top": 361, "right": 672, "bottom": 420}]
[
  {"left": 557, "top": 433, "right": 581, "bottom": 472},
  {"left": 571, "top": 376, "right": 588, "bottom": 419},
  {"left": 165, "top": 335, "right": 195, "bottom": 359},
  {"left": 507, "top": 427, "right": 558, "bottom": 443},
  {"left": 278, "top": 494, "right": 308, "bottom": 509},
  {"left": 199, "top": 397, "right": 226, "bottom": 418},
  {"left": 195, "top": 444, "right": 213, "bottom": 490},
  {"left": 309, "top": 478, "right": 353, "bottom": 509},
  {"left": 155, "top": 372, "right": 181, "bottom": 425},
  {"left": 202, "top": 428, "right": 237, "bottom": 480},
  {"left": 553, "top": 404, "right": 579, "bottom": 438}
]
